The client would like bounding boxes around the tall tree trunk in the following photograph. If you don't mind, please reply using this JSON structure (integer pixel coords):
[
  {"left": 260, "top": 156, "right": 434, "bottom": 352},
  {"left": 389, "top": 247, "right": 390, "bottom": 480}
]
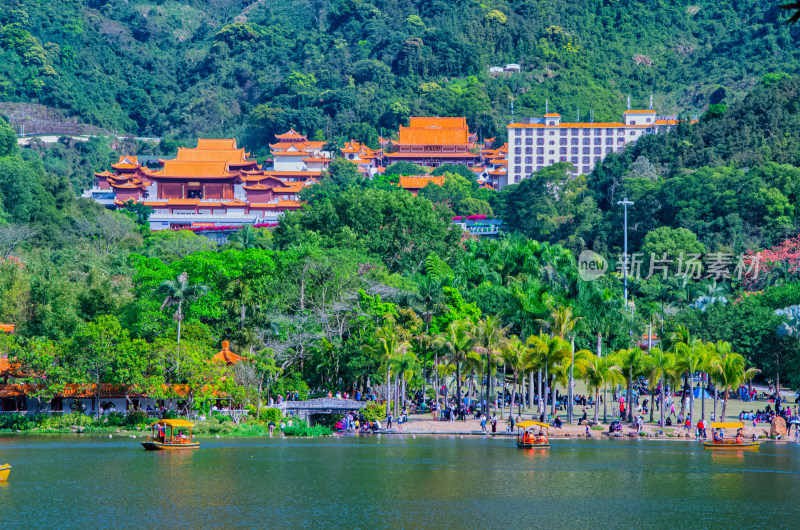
[
  {"left": 626, "top": 370, "right": 633, "bottom": 422},
  {"left": 594, "top": 387, "right": 600, "bottom": 424},
  {"left": 386, "top": 366, "right": 391, "bottom": 417},
  {"left": 456, "top": 363, "right": 462, "bottom": 411},
  {"left": 568, "top": 336, "right": 574, "bottom": 423},
  {"left": 500, "top": 364, "right": 506, "bottom": 419},
  {"left": 689, "top": 374, "right": 695, "bottom": 430},
  {"left": 434, "top": 353, "right": 439, "bottom": 409},
  {"left": 511, "top": 373, "right": 518, "bottom": 420},
  {"left": 701, "top": 373, "right": 706, "bottom": 420},
  {"left": 528, "top": 371, "right": 534, "bottom": 414},
  {"left": 713, "top": 387, "right": 718, "bottom": 422},
  {"left": 543, "top": 363, "right": 549, "bottom": 418},
  {"left": 550, "top": 375, "right": 556, "bottom": 416},
  {"left": 177, "top": 299, "right": 182, "bottom": 344},
  {"left": 649, "top": 388, "right": 655, "bottom": 423},
  {"left": 721, "top": 389, "right": 729, "bottom": 421},
  {"left": 537, "top": 369, "right": 542, "bottom": 405},
  {"left": 603, "top": 383, "right": 608, "bottom": 423},
  {"left": 660, "top": 374, "right": 665, "bottom": 428}
]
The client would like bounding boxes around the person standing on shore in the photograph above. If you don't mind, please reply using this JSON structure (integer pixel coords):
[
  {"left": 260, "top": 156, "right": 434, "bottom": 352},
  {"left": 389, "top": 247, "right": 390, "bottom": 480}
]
[
  {"left": 491, "top": 414, "right": 497, "bottom": 433},
  {"left": 387, "top": 413, "right": 393, "bottom": 430},
  {"left": 480, "top": 414, "right": 487, "bottom": 433},
  {"left": 268, "top": 421, "right": 275, "bottom": 437}
]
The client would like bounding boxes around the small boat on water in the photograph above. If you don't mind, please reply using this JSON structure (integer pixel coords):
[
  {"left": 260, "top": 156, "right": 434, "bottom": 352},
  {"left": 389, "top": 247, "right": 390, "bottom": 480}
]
[
  {"left": 141, "top": 419, "right": 200, "bottom": 451},
  {"left": 0, "top": 463, "right": 10, "bottom": 481},
  {"left": 703, "top": 422, "right": 759, "bottom": 451},
  {"left": 516, "top": 421, "right": 550, "bottom": 449}
]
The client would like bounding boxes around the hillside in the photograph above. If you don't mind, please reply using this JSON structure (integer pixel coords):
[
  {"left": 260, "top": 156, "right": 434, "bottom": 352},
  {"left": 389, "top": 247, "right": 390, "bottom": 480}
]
[{"left": 1, "top": 0, "right": 799, "bottom": 151}]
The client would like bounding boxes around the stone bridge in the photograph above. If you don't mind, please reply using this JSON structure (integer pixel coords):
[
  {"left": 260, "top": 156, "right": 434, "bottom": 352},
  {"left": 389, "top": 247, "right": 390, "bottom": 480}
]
[{"left": 273, "top": 398, "right": 367, "bottom": 425}]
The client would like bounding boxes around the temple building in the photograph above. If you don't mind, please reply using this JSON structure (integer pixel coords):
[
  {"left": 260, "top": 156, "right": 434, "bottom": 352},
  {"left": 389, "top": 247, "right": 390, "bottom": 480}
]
[
  {"left": 340, "top": 140, "right": 382, "bottom": 176},
  {"left": 384, "top": 117, "right": 480, "bottom": 168},
  {"left": 502, "top": 110, "right": 679, "bottom": 189},
  {"left": 82, "top": 135, "right": 313, "bottom": 230},
  {"left": 269, "top": 129, "right": 331, "bottom": 180}
]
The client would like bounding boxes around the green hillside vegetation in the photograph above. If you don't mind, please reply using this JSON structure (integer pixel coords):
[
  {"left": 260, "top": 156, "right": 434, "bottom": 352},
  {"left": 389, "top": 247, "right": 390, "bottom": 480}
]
[{"left": 1, "top": 0, "right": 800, "bottom": 149}]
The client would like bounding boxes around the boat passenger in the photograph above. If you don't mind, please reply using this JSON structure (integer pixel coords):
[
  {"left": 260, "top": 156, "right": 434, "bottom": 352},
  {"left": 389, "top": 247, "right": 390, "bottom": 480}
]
[
  {"left": 713, "top": 429, "right": 723, "bottom": 444},
  {"left": 736, "top": 430, "right": 743, "bottom": 444}
]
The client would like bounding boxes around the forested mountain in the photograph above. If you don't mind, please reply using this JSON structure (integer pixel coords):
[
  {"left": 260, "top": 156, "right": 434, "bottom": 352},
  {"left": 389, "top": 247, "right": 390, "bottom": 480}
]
[{"left": 1, "top": 0, "right": 799, "bottom": 150}]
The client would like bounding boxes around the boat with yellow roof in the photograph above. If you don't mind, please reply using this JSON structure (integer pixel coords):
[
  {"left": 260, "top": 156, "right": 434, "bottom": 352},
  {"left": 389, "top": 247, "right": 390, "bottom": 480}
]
[
  {"left": 516, "top": 421, "right": 550, "bottom": 448},
  {"left": 0, "top": 463, "right": 10, "bottom": 481},
  {"left": 141, "top": 419, "right": 200, "bottom": 450},
  {"left": 703, "top": 422, "right": 759, "bottom": 451}
]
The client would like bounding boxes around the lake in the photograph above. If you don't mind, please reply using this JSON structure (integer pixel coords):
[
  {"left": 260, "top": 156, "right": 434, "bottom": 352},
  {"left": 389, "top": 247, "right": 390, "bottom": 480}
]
[{"left": 1, "top": 434, "right": 799, "bottom": 528}]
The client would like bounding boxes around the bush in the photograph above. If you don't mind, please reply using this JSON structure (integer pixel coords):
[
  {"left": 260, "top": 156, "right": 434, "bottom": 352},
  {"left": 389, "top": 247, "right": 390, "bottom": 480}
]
[
  {"left": 361, "top": 401, "right": 386, "bottom": 422},
  {"left": 0, "top": 414, "right": 31, "bottom": 430},
  {"left": 124, "top": 410, "right": 149, "bottom": 427},
  {"left": 283, "top": 419, "right": 331, "bottom": 437},
  {"left": 105, "top": 412, "right": 126, "bottom": 427},
  {"left": 262, "top": 408, "right": 282, "bottom": 423}
]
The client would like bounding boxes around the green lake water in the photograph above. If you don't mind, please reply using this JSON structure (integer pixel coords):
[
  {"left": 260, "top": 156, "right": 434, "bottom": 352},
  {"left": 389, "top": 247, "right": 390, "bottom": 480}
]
[{"left": 1, "top": 434, "right": 800, "bottom": 528}]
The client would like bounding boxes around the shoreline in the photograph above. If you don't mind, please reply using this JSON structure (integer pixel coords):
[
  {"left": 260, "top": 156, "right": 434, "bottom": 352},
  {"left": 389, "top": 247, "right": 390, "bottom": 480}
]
[{"left": 2, "top": 414, "right": 796, "bottom": 443}]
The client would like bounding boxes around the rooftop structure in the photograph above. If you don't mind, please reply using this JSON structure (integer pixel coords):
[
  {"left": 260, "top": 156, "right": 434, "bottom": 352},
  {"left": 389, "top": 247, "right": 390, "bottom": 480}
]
[
  {"left": 398, "top": 175, "right": 446, "bottom": 196},
  {"left": 503, "top": 109, "right": 679, "bottom": 189},
  {"left": 82, "top": 134, "right": 314, "bottom": 231},
  {"left": 385, "top": 117, "right": 480, "bottom": 168}
]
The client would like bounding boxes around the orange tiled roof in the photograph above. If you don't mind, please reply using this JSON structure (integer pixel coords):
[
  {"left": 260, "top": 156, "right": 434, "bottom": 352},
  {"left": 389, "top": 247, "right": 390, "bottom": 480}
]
[
  {"left": 624, "top": 109, "right": 657, "bottom": 114},
  {"left": 111, "top": 156, "right": 140, "bottom": 169},
  {"left": 399, "top": 175, "right": 446, "bottom": 189},
  {"left": 398, "top": 127, "right": 471, "bottom": 146},
  {"left": 145, "top": 161, "right": 235, "bottom": 179},
  {"left": 408, "top": 117, "right": 468, "bottom": 128},
  {"left": 196, "top": 139, "right": 238, "bottom": 150},
  {"left": 544, "top": 113, "right": 561, "bottom": 117},
  {"left": 0, "top": 324, "right": 15, "bottom": 333},
  {"left": 173, "top": 147, "right": 251, "bottom": 164},
  {"left": 480, "top": 182, "right": 495, "bottom": 190},
  {"left": 274, "top": 128, "right": 306, "bottom": 140},
  {"left": 213, "top": 341, "right": 247, "bottom": 365},
  {"left": 94, "top": 170, "right": 114, "bottom": 177}
]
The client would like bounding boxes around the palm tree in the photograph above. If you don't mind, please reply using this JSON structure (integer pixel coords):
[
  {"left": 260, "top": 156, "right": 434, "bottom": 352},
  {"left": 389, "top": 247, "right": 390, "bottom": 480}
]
[
  {"left": 675, "top": 338, "right": 704, "bottom": 429},
  {"left": 472, "top": 315, "right": 508, "bottom": 414},
  {"left": 157, "top": 272, "right": 209, "bottom": 344},
  {"left": 229, "top": 224, "right": 268, "bottom": 249},
  {"left": 648, "top": 347, "right": 675, "bottom": 428},
  {"left": 575, "top": 352, "right": 622, "bottom": 424},
  {"left": 434, "top": 320, "right": 476, "bottom": 409},
  {"left": 615, "top": 348, "right": 649, "bottom": 422},
  {"left": 527, "top": 332, "right": 571, "bottom": 417},
  {"left": 536, "top": 302, "right": 581, "bottom": 418},
  {"left": 364, "top": 325, "right": 411, "bottom": 416},
  {"left": 711, "top": 345, "right": 759, "bottom": 421},
  {"left": 501, "top": 336, "right": 531, "bottom": 419}
]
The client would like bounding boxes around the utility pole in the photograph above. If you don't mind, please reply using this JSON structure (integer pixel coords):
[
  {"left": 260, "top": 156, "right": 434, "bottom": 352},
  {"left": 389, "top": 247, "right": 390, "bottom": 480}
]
[{"left": 617, "top": 197, "right": 634, "bottom": 308}]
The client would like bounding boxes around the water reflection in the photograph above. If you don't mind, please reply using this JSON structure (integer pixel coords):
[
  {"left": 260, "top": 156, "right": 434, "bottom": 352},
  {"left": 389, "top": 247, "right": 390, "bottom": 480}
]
[{"left": 2, "top": 436, "right": 800, "bottom": 526}]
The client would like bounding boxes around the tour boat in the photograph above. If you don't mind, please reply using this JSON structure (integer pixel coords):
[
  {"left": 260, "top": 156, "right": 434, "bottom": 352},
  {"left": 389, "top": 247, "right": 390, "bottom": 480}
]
[
  {"left": 703, "top": 422, "right": 760, "bottom": 451},
  {"left": 141, "top": 419, "right": 200, "bottom": 450},
  {"left": 516, "top": 420, "right": 550, "bottom": 448},
  {"left": 0, "top": 463, "right": 10, "bottom": 481}
]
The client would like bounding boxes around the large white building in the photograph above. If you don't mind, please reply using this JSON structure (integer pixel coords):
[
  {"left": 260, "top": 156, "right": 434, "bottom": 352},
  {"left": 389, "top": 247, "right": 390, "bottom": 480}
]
[{"left": 503, "top": 110, "right": 678, "bottom": 189}]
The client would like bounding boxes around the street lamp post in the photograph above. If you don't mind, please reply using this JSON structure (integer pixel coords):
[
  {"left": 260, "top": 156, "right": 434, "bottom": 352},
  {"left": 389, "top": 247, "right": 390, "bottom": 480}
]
[{"left": 617, "top": 197, "right": 634, "bottom": 308}]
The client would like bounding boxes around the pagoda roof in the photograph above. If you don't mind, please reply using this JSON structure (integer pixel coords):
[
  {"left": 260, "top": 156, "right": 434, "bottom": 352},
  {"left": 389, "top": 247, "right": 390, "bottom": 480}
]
[
  {"left": 196, "top": 139, "right": 238, "bottom": 150},
  {"left": 247, "top": 200, "right": 303, "bottom": 209},
  {"left": 222, "top": 199, "right": 249, "bottom": 207},
  {"left": 480, "top": 182, "right": 495, "bottom": 190},
  {"left": 274, "top": 128, "right": 307, "bottom": 140},
  {"left": 94, "top": 170, "right": 114, "bottom": 177},
  {"left": 302, "top": 156, "right": 332, "bottom": 163},
  {"left": 408, "top": 117, "right": 468, "bottom": 128},
  {"left": 144, "top": 161, "right": 236, "bottom": 179},
  {"left": 111, "top": 156, "right": 140, "bottom": 169},
  {"left": 623, "top": 109, "right": 657, "bottom": 114}
]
